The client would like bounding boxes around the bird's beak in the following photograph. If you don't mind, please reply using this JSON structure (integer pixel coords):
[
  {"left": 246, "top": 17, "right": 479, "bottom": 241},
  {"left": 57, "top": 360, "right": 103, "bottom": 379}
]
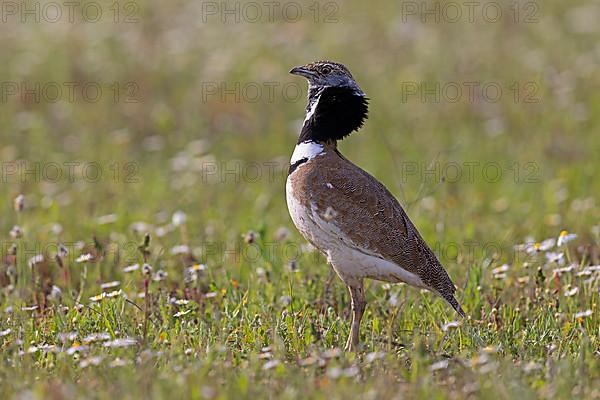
[{"left": 289, "top": 66, "right": 315, "bottom": 78}]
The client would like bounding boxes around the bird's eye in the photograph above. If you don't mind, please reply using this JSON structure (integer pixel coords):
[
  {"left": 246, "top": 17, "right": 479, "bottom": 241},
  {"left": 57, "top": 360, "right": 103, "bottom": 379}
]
[{"left": 321, "top": 66, "right": 332, "bottom": 74}]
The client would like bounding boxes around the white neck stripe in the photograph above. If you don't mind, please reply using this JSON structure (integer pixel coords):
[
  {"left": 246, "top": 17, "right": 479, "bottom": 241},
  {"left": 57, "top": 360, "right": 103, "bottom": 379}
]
[
  {"left": 290, "top": 141, "right": 325, "bottom": 165},
  {"left": 304, "top": 93, "right": 320, "bottom": 124}
]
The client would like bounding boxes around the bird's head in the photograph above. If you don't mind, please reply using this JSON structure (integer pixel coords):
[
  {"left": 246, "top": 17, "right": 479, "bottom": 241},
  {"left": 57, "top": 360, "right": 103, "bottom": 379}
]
[
  {"left": 289, "top": 61, "right": 368, "bottom": 144},
  {"left": 290, "top": 61, "right": 364, "bottom": 95}
]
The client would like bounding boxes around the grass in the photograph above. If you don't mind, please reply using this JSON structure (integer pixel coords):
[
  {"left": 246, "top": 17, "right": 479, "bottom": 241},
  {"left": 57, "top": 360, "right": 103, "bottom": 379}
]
[{"left": 0, "top": 0, "right": 599, "bottom": 398}]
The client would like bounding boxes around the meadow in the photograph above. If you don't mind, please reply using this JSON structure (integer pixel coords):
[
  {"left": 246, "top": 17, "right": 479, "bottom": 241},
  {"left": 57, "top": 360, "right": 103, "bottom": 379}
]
[{"left": 0, "top": 0, "right": 599, "bottom": 398}]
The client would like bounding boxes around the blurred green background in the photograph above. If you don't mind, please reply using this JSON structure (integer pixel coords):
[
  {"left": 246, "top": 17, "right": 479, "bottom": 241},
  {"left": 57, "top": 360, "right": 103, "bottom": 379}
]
[
  {"left": 0, "top": 0, "right": 599, "bottom": 398},
  {"left": 1, "top": 0, "right": 598, "bottom": 253}
]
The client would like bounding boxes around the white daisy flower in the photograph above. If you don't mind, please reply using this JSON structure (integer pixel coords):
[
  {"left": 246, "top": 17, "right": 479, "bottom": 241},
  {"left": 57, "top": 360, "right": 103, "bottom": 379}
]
[
  {"left": 574, "top": 310, "right": 592, "bottom": 319},
  {"left": 123, "top": 264, "right": 140, "bottom": 273},
  {"left": 172, "top": 211, "right": 187, "bottom": 227},
  {"left": 557, "top": 230, "right": 577, "bottom": 247},
  {"left": 76, "top": 253, "right": 93, "bottom": 263},
  {"left": 545, "top": 252, "right": 565, "bottom": 265}
]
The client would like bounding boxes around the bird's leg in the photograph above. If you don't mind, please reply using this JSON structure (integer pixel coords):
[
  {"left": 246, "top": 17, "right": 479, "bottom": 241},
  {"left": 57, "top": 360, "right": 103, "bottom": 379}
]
[{"left": 345, "top": 283, "right": 366, "bottom": 352}]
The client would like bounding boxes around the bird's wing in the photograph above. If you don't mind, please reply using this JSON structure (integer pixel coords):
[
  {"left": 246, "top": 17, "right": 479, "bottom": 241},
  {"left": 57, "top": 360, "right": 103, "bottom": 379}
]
[{"left": 301, "top": 150, "right": 464, "bottom": 315}]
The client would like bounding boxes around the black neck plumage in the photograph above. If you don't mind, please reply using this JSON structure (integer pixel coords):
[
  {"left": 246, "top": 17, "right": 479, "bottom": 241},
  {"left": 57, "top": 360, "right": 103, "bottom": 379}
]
[{"left": 297, "top": 86, "right": 369, "bottom": 144}]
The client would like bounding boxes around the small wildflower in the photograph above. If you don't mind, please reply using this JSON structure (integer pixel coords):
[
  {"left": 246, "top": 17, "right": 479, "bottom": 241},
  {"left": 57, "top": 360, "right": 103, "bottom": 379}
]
[
  {"left": 528, "top": 242, "right": 541, "bottom": 254},
  {"left": 80, "top": 356, "right": 103, "bottom": 368},
  {"left": 341, "top": 366, "right": 359, "bottom": 377},
  {"left": 173, "top": 299, "right": 190, "bottom": 306},
  {"left": 299, "top": 356, "right": 318, "bottom": 366},
  {"left": 554, "top": 264, "right": 575, "bottom": 276},
  {"left": 262, "top": 360, "right": 280, "bottom": 370},
  {"left": 105, "top": 289, "right": 123, "bottom": 298},
  {"left": 48, "top": 285, "right": 62, "bottom": 301},
  {"left": 557, "top": 230, "right": 577, "bottom": 247},
  {"left": 321, "top": 348, "right": 342, "bottom": 359},
  {"left": 28, "top": 254, "right": 44, "bottom": 268},
  {"left": 101, "top": 281, "right": 121, "bottom": 290},
  {"left": 243, "top": 230, "right": 257, "bottom": 244},
  {"left": 123, "top": 264, "right": 140, "bottom": 273},
  {"left": 9, "top": 225, "right": 23, "bottom": 239},
  {"left": 429, "top": 360, "right": 449, "bottom": 372},
  {"left": 192, "top": 263, "right": 206, "bottom": 271},
  {"left": 442, "top": 321, "right": 460, "bottom": 332},
  {"left": 170, "top": 245, "right": 190, "bottom": 255},
  {"left": 103, "top": 338, "right": 137, "bottom": 348},
  {"left": 66, "top": 343, "right": 89, "bottom": 355},
  {"left": 58, "top": 243, "right": 68, "bottom": 258},
  {"left": 327, "top": 366, "right": 342, "bottom": 379},
  {"left": 523, "top": 361, "right": 542, "bottom": 373},
  {"left": 513, "top": 237, "right": 535, "bottom": 251},
  {"left": 142, "top": 263, "right": 152, "bottom": 276},
  {"left": 83, "top": 333, "right": 111, "bottom": 343},
  {"left": 152, "top": 270, "right": 167, "bottom": 282},
  {"left": 274, "top": 226, "right": 290, "bottom": 241},
  {"left": 174, "top": 310, "right": 191, "bottom": 318},
  {"left": 481, "top": 346, "right": 500, "bottom": 354},
  {"left": 529, "top": 238, "right": 555, "bottom": 254},
  {"left": 97, "top": 214, "right": 118, "bottom": 225},
  {"left": 76, "top": 253, "right": 93, "bottom": 263},
  {"left": 582, "top": 265, "right": 600, "bottom": 274},
  {"left": 184, "top": 268, "right": 198, "bottom": 283},
  {"left": 172, "top": 211, "right": 187, "bottom": 227},
  {"left": 130, "top": 222, "right": 151, "bottom": 234},
  {"left": 201, "top": 387, "right": 217, "bottom": 399},
  {"left": 279, "top": 295, "right": 292, "bottom": 306},
  {"left": 90, "top": 293, "right": 105, "bottom": 302},
  {"left": 109, "top": 358, "right": 127, "bottom": 368},
  {"left": 155, "top": 224, "right": 174, "bottom": 238},
  {"left": 574, "top": 310, "right": 593, "bottom": 319},
  {"left": 365, "top": 352, "right": 386, "bottom": 363},
  {"left": 50, "top": 223, "right": 63, "bottom": 235},
  {"left": 539, "top": 238, "right": 556, "bottom": 251},
  {"left": 285, "top": 261, "right": 298, "bottom": 272},
  {"left": 492, "top": 264, "right": 510, "bottom": 279},
  {"left": 39, "top": 344, "right": 58, "bottom": 353},
  {"left": 492, "top": 264, "right": 510, "bottom": 275},
  {"left": 564, "top": 286, "right": 579, "bottom": 297},
  {"left": 14, "top": 194, "right": 24, "bottom": 212},
  {"left": 545, "top": 252, "right": 565, "bottom": 265}
]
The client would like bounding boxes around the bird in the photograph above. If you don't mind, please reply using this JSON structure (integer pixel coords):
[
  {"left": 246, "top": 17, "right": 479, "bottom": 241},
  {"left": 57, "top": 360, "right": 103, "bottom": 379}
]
[{"left": 286, "top": 61, "right": 465, "bottom": 351}]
